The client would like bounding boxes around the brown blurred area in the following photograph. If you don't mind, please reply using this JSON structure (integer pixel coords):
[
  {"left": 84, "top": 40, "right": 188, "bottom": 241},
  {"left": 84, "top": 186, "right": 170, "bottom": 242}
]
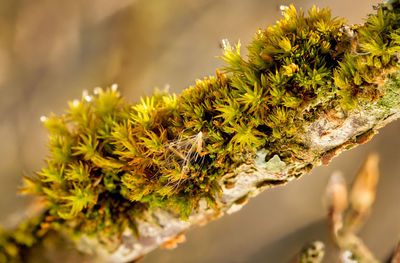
[{"left": 1, "top": 0, "right": 399, "bottom": 262}]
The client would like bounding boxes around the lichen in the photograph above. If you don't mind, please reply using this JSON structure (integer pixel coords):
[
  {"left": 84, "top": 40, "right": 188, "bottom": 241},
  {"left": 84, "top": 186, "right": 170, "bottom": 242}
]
[
  {"left": 265, "top": 155, "right": 286, "bottom": 172},
  {"left": 377, "top": 70, "right": 400, "bottom": 111},
  {"left": 255, "top": 152, "right": 286, "bottom": 172},
  {"left": 254, "top": 149, "right": 268, "bottom": 168}
]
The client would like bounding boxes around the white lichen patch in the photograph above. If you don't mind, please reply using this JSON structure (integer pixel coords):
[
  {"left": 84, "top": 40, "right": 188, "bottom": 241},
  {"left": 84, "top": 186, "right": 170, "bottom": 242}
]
[
  {"left": 255, "top": 150, "right": 286, "bottom": 172},
  {"left": 254, "top": 149, "right": 268, "bottom": 168},
  {"left": 264, "top": 155, "right": 286, "bottom": 172}
]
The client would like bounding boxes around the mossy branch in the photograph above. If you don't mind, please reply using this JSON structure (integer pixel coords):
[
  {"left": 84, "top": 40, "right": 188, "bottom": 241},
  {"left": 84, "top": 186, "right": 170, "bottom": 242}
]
[{"left": 2, "top": 1, "right": 400, "bottom": 262}]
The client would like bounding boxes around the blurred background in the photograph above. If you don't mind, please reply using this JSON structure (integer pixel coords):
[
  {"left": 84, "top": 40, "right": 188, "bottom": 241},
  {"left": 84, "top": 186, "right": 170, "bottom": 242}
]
[{"left": 1, "top": 0, "right": 399, "bottom": 262}]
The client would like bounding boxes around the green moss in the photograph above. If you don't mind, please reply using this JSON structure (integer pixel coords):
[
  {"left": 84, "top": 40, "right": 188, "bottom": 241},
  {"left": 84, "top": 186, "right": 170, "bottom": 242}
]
[
  {"left": 5, "top": 0, "right": 400, "bottom": 256},
  {"left": 0, "top": 215, "right": 46, "bottom": 263},
  {"left": 334, "top": 1, "right": 400, "bottom": 109},
  {"left": 377, "top": 69, "right": 400, "bottom": 110}
]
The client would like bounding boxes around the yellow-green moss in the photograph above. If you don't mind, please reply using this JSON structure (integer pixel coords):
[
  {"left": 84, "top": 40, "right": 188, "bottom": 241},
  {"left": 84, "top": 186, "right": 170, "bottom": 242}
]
[{"left": 3, "top": 1, "right": 400, "bottom": 260}]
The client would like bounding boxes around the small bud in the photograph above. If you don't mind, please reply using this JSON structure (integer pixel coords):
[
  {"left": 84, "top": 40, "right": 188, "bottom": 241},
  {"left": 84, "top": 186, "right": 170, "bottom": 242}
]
[
  {"left": 325, "top": 171, "right": 348, "bottom": 214},
  {"left": 350, "top": 153, "right": 379, "bottom": 214},
  {"left": 40, "top": 116, "right": 47, "bottom": 122}
]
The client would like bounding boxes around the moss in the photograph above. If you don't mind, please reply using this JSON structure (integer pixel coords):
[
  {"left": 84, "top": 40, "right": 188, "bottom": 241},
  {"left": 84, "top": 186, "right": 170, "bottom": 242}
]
[
  {"left": 0, "top": 215, "right": 46, "bottom": 263},
  {"left": 334, "top": 1, "right": 400, "bottom": 109},
  {"left": 4, "top": 0, "right": 400, "bottom": 257},
  {"left": 377, "top": 70, "right": 400, "bottom": 111}
]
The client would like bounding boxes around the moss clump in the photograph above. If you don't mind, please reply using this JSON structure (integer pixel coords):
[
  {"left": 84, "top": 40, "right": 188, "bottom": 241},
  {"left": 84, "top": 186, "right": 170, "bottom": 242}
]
[
  {"left": 334, "top": 1, "right": 400, "bottom": 108},
  {"left": 9, "top": 0, "right": 400, "bottom": 256},
  {"left": 0, "top": 215, "right": 45, "bottom": 263}
]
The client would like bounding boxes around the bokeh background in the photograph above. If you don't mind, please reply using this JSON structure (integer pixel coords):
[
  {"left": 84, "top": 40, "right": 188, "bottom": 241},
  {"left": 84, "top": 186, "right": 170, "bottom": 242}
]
[{"left": 1, "top": 0, "right": 399, "bottom": 262}]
